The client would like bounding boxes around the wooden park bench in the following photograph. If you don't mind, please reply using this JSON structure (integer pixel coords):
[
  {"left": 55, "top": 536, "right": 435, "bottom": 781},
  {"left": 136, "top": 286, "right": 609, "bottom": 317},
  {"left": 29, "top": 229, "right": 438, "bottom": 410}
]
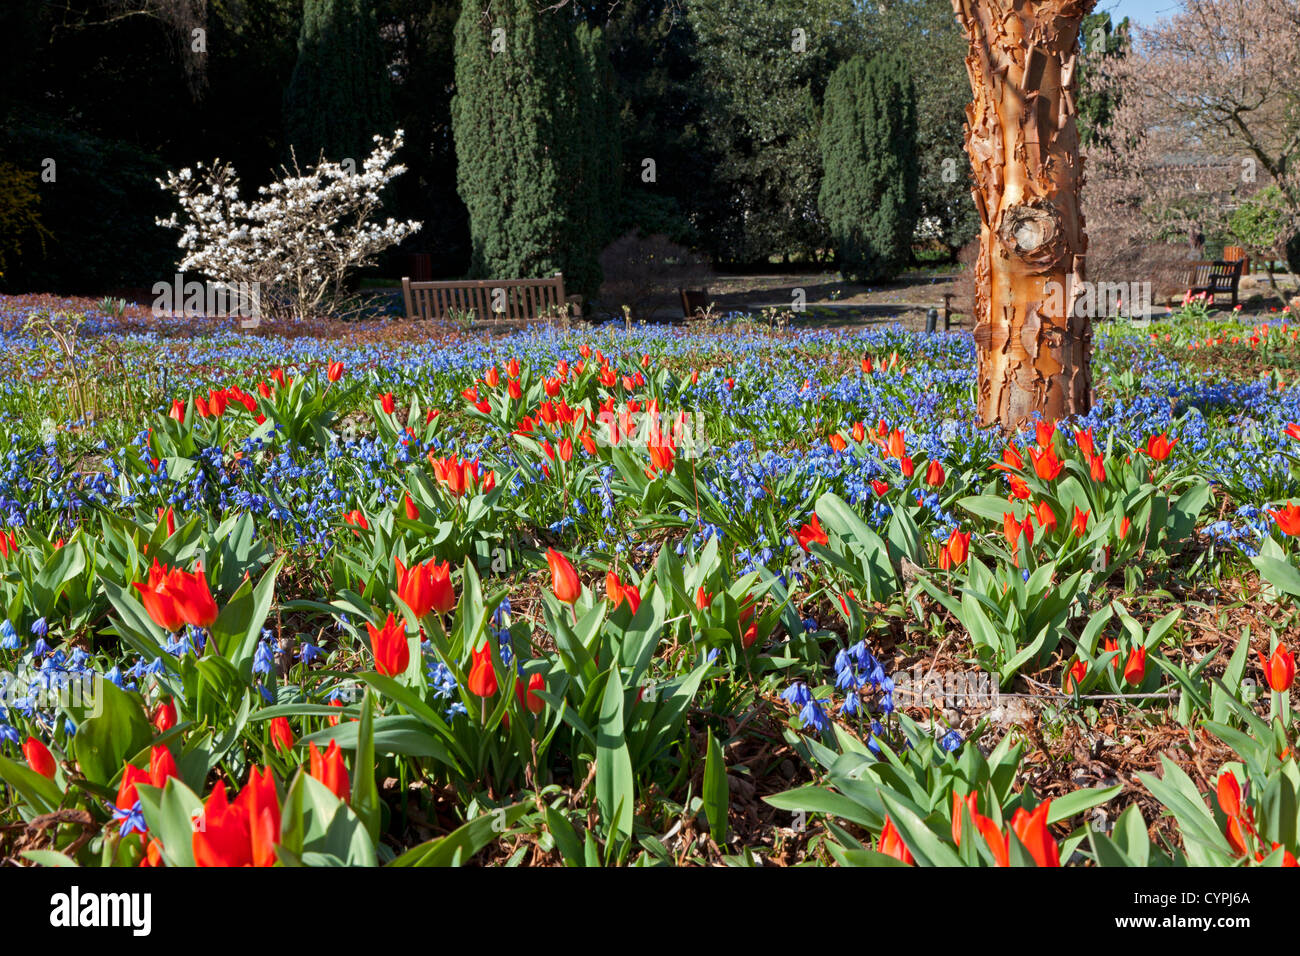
[
  {"left": 401, "top": 274, "right": 581, "bottom": 322},
  {"left": 1182, "top": 259, "right": 1244, "bottom": 309}
]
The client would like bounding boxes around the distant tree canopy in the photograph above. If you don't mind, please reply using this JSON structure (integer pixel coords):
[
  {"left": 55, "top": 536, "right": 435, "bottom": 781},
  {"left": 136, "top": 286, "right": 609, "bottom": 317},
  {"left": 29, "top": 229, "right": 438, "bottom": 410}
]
[
  {"left": 1, "top": 0, "right": 982, "bottom": 295},
  {"left": 284, "top": 0, "right": 393, "bottom": 164},
  {"left": 451, "top": 0, "right": 619, "bottom": 301},
  {"left": 819, "top": 52, "right": 919, "bottom": 281}
]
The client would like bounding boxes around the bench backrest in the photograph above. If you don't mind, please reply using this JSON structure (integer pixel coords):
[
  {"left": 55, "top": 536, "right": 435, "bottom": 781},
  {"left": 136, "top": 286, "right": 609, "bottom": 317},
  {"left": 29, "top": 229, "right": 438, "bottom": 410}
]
[
  {"left": 402, "top": 275, "right": 569, "bottom": 321},
  {"left": 1186, "top": 259, "right": 1243, "bottom": 290}
]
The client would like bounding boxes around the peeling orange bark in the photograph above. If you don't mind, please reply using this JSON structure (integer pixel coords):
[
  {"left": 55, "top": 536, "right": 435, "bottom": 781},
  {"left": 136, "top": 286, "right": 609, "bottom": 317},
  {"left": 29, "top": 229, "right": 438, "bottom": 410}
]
[{"left": 953, "top": 0, "right": 1094, "bottom": 431}]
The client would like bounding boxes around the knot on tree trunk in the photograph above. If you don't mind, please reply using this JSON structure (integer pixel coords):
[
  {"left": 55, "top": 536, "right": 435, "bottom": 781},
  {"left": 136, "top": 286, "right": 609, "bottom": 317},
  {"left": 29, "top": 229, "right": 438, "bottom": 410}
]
[{"left": 996, "top": 201, "right": 1068, "bottom": 272}]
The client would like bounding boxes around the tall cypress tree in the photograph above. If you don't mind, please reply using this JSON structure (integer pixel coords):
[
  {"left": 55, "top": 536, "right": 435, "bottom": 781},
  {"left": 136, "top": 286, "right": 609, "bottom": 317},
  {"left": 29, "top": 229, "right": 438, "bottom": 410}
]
[
  {"left": 818, "top": 52, "right": 919, "bottom": 281},
  {"left": 451, "top": 0, "right": 617, "bottom": 301},
  {"left": 284, "top": 0, "right": 392, "bottom": 164}
]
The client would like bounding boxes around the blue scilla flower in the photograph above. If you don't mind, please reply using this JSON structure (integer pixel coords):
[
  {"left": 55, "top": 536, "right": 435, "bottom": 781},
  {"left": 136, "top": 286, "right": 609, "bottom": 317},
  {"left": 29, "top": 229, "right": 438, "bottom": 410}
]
[
  {"left": 32, "top": 637, "right": 49, "bottom": 658},
  {"left": 30, "top": 617, "right": 47, "bottom": 638},
  {"left": 939, "top": 730, "right": 963, "bottom": 753},
  {"left": 104, "top": 666, "right": 124, "bottom": 688},
  {"left": 0, "top": 620, "right": 19, "bottom": 650},
  {"left": 781, "top": 682, "right": 812, "bottom": 708},
  {"left": 299, "top": 641, "right": 321, "bottom": 664},
  {"left": 112, "top": 800, "right": 147, "bottom": 837},
  {"left": 252, "top": 640, "right": 274, "bottom": 675},
  {"left": 0, "top": 723, "right": 18, "bottom": 745},
  {"left": 799, "top": 696, "right": 831, "bottom": 734}
]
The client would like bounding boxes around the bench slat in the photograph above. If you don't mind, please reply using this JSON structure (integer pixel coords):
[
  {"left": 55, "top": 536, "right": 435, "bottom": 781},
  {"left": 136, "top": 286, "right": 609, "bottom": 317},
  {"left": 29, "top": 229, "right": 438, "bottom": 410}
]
[{"left": 402, "top": 275, "right": 577, "bottom": 322}]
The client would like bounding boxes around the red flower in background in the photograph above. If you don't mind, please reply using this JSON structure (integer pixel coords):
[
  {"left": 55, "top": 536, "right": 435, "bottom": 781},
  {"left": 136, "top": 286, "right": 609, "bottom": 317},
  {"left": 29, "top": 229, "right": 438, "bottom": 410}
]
[
  {"left": 269, "top": 716, "right": 295, "bottom": 753},
  {"left": 309, "top": 741, "right": 350, "bottom": 803},
  {"left": 467, "top": 641, "right": 498, "bottom": 698},
  {"left": 878, "top": 816, "right": 913, "bottom": 864},
  {"left": 192, "top": 767, "right": 280, "bottom": 867},
  {"left": 1259, "top": 644, "right": 1295, "bottom": 692},
  {"left": 1143, "top": 432, "right": 1178, "bottom": 461},
  {"left": 605, "top": 571, "right": 642, "bottom": 614},
  {"left": 546, "top": 548, "right": 581, "bottom": 604},
  {"left": 366, "top": 612, "right": 409, "bottom": 678},
  {"left": 1270, "top": 503, "right": 1300, "bottom": 536},
  {"left": 23, "top": 736, "right": 56, "bottom": 779},
  {"left": 795, "top": 514, "right": 829, "bottom": 551}
]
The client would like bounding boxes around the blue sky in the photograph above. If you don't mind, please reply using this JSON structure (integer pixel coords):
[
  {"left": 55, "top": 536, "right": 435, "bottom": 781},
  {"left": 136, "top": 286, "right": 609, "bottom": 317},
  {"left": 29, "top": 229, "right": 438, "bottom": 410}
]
[{"left": 1101, "top": 0, "right": 1182, "bottom": 26}]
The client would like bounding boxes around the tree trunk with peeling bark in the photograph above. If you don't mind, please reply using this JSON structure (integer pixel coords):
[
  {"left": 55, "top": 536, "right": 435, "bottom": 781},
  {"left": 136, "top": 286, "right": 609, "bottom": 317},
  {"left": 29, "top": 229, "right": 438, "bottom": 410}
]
[{"left": 953, "top": 0, "right": 1094, "bottom": 431}]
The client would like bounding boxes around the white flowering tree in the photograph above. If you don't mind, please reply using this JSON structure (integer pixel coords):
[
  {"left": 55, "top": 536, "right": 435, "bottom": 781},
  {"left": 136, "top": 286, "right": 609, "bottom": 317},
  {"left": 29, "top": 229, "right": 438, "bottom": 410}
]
[{"left": 157, "top": 130, "right": 421, "bottom": 321}]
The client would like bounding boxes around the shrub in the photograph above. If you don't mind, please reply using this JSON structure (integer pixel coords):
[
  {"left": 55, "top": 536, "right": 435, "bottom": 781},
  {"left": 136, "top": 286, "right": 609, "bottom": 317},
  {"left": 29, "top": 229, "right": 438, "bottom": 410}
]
[{"left": 156, "top": 130, "right": 421, "bottom": 321}]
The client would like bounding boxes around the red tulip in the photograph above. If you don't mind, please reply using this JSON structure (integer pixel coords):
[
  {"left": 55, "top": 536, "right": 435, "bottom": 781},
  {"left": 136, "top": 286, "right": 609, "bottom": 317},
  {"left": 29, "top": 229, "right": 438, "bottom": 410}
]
[
  {"left": 132, "top": 559, "right": 187, "bottom": 632},
  {"left": 1143, "top": 432, "right": 1178, "bottom": 461},
  {"left": 1029, "top": 445, "right": 1062, "bottom": 481},
  {"left": 1123, "top": 646, "right": 1146, "bottom": 686},
  {"left": 380, "top": 392, "right": 396, "bottom": 415},
  {"left": 394, "top": 556, "right": 455, "bottom": 618},
  {"left": 925, "top": 459, "right": 945, "bottom": 487},
  {"left": 23, "top": 736, "right": 56, "bottom": 779},
  {"left": 151, "top": 698, "right": 177, "bottom": 734},
  {"left": 1072, "top": 507, "right": 1091, "bottom": 537},
  {"left": 1119, "top": 515, "right": 1131, "bottom": 540},
  {"left": 886, "top": 428, "right": 906, "bottom": 459},
  {"left": 1063, "top": 658, "right": 1088, "bottom": 693},
  {"left": 309, "top": 740, "right": 350, "bottom": 803},
  {"left": 1010, "top": 801, "right": 1060, "bottom": 867},
  {"left": 878, "top": 816, "right": 914, "bottom": 864},
  {"left": 1074, "top": 428, "right": 1095, "bottom": 459},
  {"left": 1216, "top": 771, "right": 1242, "bottom": 819},
  {"left": 1259, "top": 644, "right": 1296, "bottom": 692},
  {"left": 951, "top": 790, "right": 978, "bottom": 845},
  {"left": 169, "top": 564, "right": 219, "bottom": 629},
  {"left": 1089, "top": 453, "right": 1107, "bottom": 482},
  {"left": 403, "top": 493, "right": 420, "bottom": 520},
  {"left": 366, "top": 612, "right": 409, "bottom": 678},
  {"left": 546, "top": 548, "right": 581, "bottom": 604},
  {"left": 900, "top": 455, "right": 915, "bottom": 479},
  {"left": 1270, "top": 503, "right": 1300, "bottom": 536},
  {"left": 1035, "top": 419, "right": 1056, "bottom": 449},
  {"left": 946, "top": 528, "right": 970, "bottom": 565},
  {"left": 1287, "top": 423, "right": 1300, "bottom": 441},
  {"left": 695, "top": 586, "right": 712, "bottom": 610},
  {"left": 169, "top": 399, "right": 186, "bottom": 423},
  {"left": 1034, "top": 499, "right": 1057, "bottom": 535},
  {"left": 467, "top": 641, "right": 498, "bottom": 698},
  {"left": 515, "top": 671, "right": 546, "bottom": 715},
  {"left": 192, "top": 768, "right": 280, "bottom": 867},
  {"left": 149, "top": 744, "right": 179, "bottom": 788},
  {"left": 327, "top": 361, "right": 344, "bottom": 382},
  {"left": 156, "top": 506, "right": 176, "bottom": 537},
  {"left": 795, "top": 514, "right": 829, "bottom": 551},
  {"left": 828, "top": 433, "right": 847, "bottom": 452},
  {"left": 269, "top": 716, "right": 295, "bottom": 753},
  {"left": 851, "top": 421, "right": 865, "bottom": 443},
  {"left": 116, "top": 763, "right": 151, "bottom": 811},
  {"left": 871, "top": 479, "right": 889, "bottom": 496},
  {"left": 605, "top": 571, "right": 642, "bottom": 614}
]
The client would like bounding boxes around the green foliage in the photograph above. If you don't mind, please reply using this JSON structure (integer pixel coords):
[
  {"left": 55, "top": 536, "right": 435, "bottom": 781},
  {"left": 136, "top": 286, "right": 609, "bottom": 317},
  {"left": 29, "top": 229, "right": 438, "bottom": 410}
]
[
  {"left": 284, "top": 0, "right": 393, "bottom": 164},
  {"left": 1076, "top": 12, "right": 1131, "bottom": 148},
  {"left": 0, "top": 160, "right": 50, "bottom": 279},
  {"left": 451, "top": 0, "right": 618, "bottom": 301},
  {"left": 866, "top": 0, "right": 976, "bottom": 257},
  {"left": 818, "top": 52, "right": 919, "bottom": 282},
  {"left": 0, "top": 125, "right": 174, "bottom": 293},
  {"left": 686, "top": 0, "right": 861, "bottom": 265}
]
